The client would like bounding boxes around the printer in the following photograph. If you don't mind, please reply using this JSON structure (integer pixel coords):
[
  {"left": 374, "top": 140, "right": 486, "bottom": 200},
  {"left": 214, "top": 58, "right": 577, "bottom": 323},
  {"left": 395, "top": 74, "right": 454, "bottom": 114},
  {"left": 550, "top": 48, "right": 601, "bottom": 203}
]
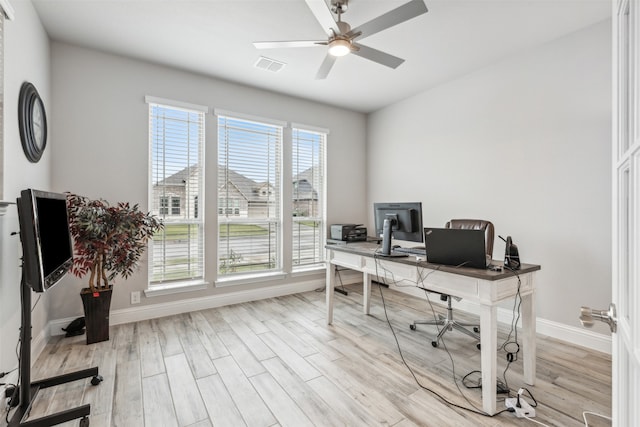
[{"left": 330, "top": 224, "right": 367, "bottom": 242}]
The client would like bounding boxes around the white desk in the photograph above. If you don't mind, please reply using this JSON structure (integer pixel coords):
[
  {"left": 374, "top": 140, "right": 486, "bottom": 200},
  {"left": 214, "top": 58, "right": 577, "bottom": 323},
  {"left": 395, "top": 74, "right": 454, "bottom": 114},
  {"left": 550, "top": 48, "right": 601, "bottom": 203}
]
[{"left": 325, "top": 242, "right": 540, "bottom": 415}]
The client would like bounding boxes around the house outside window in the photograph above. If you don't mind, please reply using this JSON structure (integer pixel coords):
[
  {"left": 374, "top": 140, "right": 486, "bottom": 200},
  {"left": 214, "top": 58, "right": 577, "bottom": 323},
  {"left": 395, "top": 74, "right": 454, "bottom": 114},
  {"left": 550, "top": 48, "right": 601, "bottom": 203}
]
[
  {"left": 216, "top": 111, "right": 327, "bottom": 281},
  {"left": 217, "top": 114, "right": 282, "bottom": 276},
  {"left": 147, "top": 97, "right": 206, "bottom": 286}
]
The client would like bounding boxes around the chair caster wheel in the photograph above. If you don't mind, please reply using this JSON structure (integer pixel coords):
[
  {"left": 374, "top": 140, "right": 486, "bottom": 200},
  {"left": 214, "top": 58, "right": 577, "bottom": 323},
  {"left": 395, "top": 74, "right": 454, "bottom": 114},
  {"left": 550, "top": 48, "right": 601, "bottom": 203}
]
[
  {"left": 431, "top": 341, "right": 438, "bottom": 348},
  {"left": 410, "top": 324, "right": 416, "bottom": 330},
  {"left": 476, "top": 343, "right": 481, "bottom": 350},
  {"left": 80, "top": 417, "right": 90, "bottom": 427},
  {"left": 473, "top": 327, "right": 480, "bottom": 333},
  {"left": 91, "top": 375, "right": 103, "bottom": 386}
]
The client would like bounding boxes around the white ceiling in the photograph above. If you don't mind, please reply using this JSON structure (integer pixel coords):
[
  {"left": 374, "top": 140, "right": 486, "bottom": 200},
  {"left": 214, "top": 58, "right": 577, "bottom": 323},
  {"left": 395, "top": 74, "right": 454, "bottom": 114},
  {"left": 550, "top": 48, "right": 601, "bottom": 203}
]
[{"left": 31, "top": 0, "right": 611, "bottom": 113}]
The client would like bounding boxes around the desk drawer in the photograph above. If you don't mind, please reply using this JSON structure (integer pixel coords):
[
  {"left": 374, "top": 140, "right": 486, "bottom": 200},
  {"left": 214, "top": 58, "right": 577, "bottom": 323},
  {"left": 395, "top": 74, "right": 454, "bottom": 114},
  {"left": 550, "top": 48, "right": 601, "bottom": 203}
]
[
  {"left": 419, "top": 269, "right": 479, "bottom": 300},
  {"left": 331, "top": 251, "right": 365, "bottom": 270},
  {"left": 491, "top": 272, "right": 534, "bottom": 301},
  {"left": 365, "top": 257, "right": 419, "bottom": 283}
]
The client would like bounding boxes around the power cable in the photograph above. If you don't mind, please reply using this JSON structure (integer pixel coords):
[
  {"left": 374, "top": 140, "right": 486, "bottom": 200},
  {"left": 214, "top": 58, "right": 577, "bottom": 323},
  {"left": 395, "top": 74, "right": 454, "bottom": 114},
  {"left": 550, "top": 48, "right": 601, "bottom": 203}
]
[{"left": 372, "top": 253, "right": 512, "bottom": 418}]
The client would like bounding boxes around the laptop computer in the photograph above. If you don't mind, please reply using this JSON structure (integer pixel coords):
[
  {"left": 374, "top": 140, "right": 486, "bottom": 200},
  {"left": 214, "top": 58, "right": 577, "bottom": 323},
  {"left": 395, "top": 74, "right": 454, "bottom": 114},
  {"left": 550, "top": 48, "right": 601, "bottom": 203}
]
[{"left": 423, "top": 227, "right": 489, "bottom": 269}]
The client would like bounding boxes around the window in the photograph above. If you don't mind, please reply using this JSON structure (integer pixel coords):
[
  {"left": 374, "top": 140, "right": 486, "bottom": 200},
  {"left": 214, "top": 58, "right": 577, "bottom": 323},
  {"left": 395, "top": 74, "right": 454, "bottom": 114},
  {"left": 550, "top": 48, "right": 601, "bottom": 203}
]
[
  {"left": 171, "top": 196, "right": 181, "bottom": 215},
  {"left": 159, "top": 196, "right": 169, "bottom": 215},
  {"left": 147, "top": 97, "right": 206, "bottom": 285},
  {"left": 217, "top": 114, "right": 282, "bottom": 276},
  {"left": 159, "top": 195, "right": 181, "bottom": 216},
  {"left": 292, "top": 128, "right": 325, "bottom": 267}
]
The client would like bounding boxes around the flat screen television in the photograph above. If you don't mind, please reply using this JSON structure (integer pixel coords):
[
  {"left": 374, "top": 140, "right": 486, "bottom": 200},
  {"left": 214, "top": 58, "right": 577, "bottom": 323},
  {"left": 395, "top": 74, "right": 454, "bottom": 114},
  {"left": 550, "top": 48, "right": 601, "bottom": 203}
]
[
  {"left": 373, "top": 202, "right": 423, "bottom": 256},
  {"left": 17, "top": 189, "right": 73, "bottom": 293}
]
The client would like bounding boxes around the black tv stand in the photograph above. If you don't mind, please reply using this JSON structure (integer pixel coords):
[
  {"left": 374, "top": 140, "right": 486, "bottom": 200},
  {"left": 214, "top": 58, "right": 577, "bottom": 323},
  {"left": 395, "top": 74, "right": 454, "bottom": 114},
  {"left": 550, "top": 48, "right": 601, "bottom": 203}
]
[{"left": 9, "top": 272, "right": 100, "bottom": 427}]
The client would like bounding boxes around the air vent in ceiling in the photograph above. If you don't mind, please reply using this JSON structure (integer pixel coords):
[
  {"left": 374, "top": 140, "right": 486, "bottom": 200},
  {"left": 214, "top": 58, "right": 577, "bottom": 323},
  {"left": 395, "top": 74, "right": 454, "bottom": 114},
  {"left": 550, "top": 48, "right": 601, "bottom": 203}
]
[{"left": 254, "top": 56, "right": 286, "bottom": 73}]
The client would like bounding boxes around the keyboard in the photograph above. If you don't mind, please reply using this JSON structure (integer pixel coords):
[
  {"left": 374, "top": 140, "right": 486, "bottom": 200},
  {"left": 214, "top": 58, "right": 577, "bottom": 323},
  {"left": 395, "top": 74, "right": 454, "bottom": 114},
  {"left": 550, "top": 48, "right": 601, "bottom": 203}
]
[{"left": 391, "top": 246, "right": 427, "bottom": 256}]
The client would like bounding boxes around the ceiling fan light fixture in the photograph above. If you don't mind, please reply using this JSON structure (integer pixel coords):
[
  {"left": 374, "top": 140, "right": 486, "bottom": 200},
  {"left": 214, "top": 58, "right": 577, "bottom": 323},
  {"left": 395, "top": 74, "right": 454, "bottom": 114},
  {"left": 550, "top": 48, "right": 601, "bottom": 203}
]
[{"left": 328, "top": 39, "right": 351, "bottom": 57}]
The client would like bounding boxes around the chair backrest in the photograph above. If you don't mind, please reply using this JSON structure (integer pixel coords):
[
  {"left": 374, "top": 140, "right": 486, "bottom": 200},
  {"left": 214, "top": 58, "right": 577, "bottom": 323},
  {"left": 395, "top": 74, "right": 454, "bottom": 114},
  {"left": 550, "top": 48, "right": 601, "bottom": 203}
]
[{"left": 445, "top": 219, "right": 495, "bottom": 257}]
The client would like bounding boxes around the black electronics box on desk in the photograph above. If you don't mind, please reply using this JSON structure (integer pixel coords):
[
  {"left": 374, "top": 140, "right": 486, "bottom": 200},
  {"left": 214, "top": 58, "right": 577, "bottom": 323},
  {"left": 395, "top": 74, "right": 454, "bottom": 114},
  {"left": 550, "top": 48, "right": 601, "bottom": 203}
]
[{"left": 330, "top": 224, "right": 367, "bottom": 242}]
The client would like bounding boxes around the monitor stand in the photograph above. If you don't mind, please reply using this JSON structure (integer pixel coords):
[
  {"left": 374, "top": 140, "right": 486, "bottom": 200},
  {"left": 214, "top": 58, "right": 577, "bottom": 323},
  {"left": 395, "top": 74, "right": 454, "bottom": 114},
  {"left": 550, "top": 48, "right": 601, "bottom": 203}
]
[
  {"left": 378, "top": 218, "right": 408, "bottom": 257},
  {"left": 9, "top": 269, "right": 102, "bottom": 427}
]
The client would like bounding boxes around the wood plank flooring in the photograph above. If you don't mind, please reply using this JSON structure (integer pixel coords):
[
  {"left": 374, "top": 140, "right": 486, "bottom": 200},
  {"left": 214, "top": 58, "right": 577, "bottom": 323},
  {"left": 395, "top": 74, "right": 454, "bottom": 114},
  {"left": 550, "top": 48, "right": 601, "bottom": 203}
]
[{"left": 1, "top": 282, "right": 611, "bottom": 426}]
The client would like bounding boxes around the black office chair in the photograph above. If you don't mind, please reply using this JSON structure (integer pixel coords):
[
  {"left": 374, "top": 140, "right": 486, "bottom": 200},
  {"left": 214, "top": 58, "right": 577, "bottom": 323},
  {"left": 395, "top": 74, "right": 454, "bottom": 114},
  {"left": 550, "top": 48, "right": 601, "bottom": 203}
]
[{"left": 410, "top": 219, "right": 495, "bottom": 349}]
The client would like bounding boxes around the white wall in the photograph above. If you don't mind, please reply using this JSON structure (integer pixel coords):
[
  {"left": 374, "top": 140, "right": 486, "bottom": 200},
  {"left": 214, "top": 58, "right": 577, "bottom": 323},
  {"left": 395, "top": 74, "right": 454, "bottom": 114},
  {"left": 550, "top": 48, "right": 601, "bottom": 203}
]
[
  {"left": 367, "top": 20, "right": 612, "bottom": 336},
  {"left": 0, "top": 0, "right": 51, "bottom": 377},
  {"left": 49, "top": 42, "right": 367, "bottom": 320}
]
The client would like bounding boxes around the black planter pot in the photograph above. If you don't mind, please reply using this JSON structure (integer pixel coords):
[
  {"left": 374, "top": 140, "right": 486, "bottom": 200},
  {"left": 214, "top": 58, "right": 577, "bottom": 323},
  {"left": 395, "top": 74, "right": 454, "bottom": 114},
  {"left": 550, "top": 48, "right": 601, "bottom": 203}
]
[{"left": 80, "top": 287, "right": 113, "bottom": 344}]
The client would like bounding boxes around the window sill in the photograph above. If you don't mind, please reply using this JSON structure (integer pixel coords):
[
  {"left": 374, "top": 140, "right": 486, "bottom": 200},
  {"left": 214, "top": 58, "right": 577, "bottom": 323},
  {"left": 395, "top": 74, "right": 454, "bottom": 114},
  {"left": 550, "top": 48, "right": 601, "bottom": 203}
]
[
  {"left": 215, "top": 271, "right": 287, "bottom": 287},
  {"left": 145, "top": 280, "right": 209, "bottom": 297}
]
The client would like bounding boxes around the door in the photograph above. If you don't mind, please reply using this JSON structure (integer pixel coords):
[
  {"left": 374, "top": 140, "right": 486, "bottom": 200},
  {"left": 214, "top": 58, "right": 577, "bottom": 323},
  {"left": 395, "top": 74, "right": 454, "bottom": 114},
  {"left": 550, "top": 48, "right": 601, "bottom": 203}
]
[{"left": 612, "top": 0, "right": 639, "bottom": 425}]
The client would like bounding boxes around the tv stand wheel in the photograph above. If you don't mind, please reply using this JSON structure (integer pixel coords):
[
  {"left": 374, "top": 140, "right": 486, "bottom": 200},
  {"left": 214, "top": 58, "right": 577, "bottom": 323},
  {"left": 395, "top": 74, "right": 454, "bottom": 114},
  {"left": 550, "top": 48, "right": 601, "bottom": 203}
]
[
  {"left": 80, "top": 417, "right": 90, "bottom": 427},
  {"left": 431, "top": 341, "right": 438, "bottom": 348},
  {"left": 409, "top": 324, "right": 416, "bottom": 331},
  {"left": 91, "top": 374, "right": 103, "bottom": 386},
  {"left": 473, "top": 327, "right": 480, "bottom": 333},
  {"left": 476, "top": 343, "right": 481, "bottom": 350}
]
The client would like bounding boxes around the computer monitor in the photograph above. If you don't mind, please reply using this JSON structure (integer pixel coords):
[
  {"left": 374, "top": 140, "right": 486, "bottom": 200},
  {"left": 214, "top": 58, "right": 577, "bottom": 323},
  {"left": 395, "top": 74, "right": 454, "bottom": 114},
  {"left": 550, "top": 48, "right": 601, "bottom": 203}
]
[
  {"left": 373, "top": 202, "right": 423, "bottom": 256},
  {"left": 424, "top": 227, "right": 488, "bottom": 269},
  {"left": 17, "top": 189, "right": 74, "bottom": 293}
]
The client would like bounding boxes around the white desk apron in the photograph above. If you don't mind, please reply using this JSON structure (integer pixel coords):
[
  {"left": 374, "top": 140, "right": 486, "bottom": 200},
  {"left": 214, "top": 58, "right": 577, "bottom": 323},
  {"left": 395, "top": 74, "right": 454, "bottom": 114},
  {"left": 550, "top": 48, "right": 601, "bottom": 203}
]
[{"left": 325, "top": 242, "right": 540, "bottom": 415}]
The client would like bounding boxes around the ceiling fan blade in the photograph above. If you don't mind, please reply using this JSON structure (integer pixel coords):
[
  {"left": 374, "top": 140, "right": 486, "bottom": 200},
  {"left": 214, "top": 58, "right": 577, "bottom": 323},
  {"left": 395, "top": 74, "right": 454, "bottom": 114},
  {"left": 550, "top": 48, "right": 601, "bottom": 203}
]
[
  {"left": 305, "top": 0, "right": 340, "bottom": 35},
  {"left": 351, "top": 43, "right": 404, "bottom": 69},
  {"left": 253, "top": 40, "right": 326, "bottom": 49},
  {"left": 349, "top": 0, "right": 428, "bottom": 39},
  {"left": 315, "top": 54, "right": 337, "bottom": 79}
]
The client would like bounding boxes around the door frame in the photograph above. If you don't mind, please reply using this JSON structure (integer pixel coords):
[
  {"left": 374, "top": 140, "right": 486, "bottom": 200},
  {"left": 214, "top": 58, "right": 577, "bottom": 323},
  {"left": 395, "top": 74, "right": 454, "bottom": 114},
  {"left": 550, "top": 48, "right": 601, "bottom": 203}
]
[{"left": 611, "top": 0, "right": 639, "bottom": 425}]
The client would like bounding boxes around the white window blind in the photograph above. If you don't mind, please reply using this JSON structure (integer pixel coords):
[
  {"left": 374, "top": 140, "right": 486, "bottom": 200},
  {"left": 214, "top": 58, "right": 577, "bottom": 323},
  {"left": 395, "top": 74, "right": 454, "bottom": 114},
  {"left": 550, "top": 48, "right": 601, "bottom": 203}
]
[
  {"left": 148, "top": 102, "right": 205, "bottom": 284},
  {"left": 217, "top": 115, "right": 282, "bottom": 275},
  {"left": 292, "top": 128, "right": 325, "bottom": 267}
]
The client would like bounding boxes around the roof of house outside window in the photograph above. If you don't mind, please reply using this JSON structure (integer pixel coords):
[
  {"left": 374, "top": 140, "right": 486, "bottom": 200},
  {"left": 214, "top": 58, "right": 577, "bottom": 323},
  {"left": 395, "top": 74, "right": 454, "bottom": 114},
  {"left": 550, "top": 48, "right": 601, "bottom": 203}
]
[{"left": 155, "top": 165, "right": 319, "bottom": 203}]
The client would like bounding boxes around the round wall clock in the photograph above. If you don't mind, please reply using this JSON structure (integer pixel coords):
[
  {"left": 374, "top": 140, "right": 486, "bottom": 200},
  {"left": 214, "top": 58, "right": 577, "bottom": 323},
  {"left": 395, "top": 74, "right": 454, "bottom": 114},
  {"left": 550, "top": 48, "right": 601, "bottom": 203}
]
[{"left": 18, "top": 82, "right": 48, "bottom": 163}]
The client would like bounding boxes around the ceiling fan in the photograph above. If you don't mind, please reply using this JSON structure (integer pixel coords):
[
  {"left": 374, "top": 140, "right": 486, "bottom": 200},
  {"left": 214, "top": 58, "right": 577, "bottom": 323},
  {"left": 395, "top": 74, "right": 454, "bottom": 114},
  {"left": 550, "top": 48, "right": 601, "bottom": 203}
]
[{"left": 253, "top": 0, "right": 428, "bottom": 79}]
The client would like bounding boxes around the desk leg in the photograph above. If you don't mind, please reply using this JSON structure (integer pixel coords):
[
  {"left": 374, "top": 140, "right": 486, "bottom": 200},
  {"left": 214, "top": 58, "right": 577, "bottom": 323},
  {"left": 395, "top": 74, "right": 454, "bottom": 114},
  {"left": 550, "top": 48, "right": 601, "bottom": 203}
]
[
  {"left": 521, "top": 291, "right": 536, "bottom": 385},
  {"left": 480, "top": 304, "right": 498, "bottom": 415},
  {"left": 363, "top": 272, "right": 371, "bottom": 315},
  {"left": 326, "top": 263, "right": 336, "bottom": 325}
]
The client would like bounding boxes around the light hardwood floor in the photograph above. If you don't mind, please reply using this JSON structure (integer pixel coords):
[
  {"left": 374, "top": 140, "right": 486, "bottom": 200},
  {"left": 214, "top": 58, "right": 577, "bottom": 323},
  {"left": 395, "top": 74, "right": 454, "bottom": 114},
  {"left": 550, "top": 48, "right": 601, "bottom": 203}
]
[{"left": 2, "top": 282, "right": 611, "bottom": 427}]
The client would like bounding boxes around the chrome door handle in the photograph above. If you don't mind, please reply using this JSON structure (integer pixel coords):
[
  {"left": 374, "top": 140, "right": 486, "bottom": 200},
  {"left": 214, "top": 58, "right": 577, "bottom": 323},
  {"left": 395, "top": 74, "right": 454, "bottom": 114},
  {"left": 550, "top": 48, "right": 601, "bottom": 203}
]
[{"left": 579, "top": 303, "right": 617, "bottom": 333}]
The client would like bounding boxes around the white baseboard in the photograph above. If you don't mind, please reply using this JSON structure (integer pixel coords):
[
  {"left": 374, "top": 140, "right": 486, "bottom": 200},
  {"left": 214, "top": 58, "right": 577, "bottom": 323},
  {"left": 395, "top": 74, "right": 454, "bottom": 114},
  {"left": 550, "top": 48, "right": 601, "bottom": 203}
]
[
  {"left": 47, "top": 273, "right": 611, "bottom": 355},
  {"left": 535, "top": 316, "right": 612, "bottom": 354},
  {"left": 49, "top": 278, "right": 325, "bottom": 337}
]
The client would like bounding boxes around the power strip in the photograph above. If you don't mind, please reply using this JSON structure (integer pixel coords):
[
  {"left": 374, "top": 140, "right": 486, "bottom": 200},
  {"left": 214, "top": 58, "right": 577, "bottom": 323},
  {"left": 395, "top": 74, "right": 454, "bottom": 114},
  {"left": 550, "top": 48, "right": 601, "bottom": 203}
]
[{"left": 505, "top": 397, "right": 536, "bottom": 418}]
